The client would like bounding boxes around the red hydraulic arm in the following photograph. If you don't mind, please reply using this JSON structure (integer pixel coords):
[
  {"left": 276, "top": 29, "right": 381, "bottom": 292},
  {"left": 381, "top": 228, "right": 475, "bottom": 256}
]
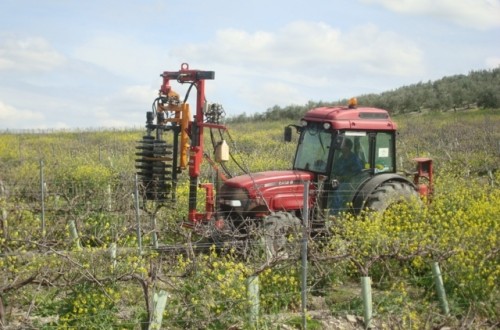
[{"left": 160, "top": 63, "right": 226, "bottom": 223}]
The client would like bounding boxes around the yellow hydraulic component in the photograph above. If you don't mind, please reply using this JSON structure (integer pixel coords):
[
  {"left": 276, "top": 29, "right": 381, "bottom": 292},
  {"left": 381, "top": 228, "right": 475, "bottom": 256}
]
[
  {"left": 156, "top": 89, "right": 191, "bottom": 170},
  {"left": 180, "top": 102, "right": 190, "bottom": 169}
]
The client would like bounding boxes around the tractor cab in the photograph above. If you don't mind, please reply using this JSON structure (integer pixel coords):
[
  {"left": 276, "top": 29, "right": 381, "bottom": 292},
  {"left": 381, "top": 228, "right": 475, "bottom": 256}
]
[
  {"left": 285, "top": 101, "right": 398, "bottom": 214},
  {"left": 290, "top": 126, "right": 396, "bottom": 176}
]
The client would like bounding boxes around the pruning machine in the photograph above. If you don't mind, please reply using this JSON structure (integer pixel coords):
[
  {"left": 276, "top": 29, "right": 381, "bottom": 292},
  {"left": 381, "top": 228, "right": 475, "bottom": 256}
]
[{"left": 135, "top": 63, "right": 228, "bottom": 224}]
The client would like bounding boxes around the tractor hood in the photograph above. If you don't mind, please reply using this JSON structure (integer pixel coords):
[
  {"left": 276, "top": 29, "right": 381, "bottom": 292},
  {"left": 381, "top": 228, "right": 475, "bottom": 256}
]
[
  {"left": 219, "top": 170, "right": 315, "bottom": 214},
  {"left": 223, "top": 170, "right": 313, "bottom": 191}
]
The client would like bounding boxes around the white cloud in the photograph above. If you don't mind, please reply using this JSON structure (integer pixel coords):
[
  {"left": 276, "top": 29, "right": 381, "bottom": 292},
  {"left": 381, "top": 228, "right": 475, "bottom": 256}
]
[
  {"left": 83, "top": 85, "right": 158, "bottom": 128},
  {"left": 105, "top": 85, "right": 157, "bottom": 112},
  {"left": 362, "top": 0, "right": 500, "bottom": 30},
  {"left": 0, "top": 100, "right": 44, "bottom": 124},
  {"left": 485, "top": 56, "right": 500, "bottom": 68},
  {"left": 52, "top": 122, "right": 71, "bottom": 129},
  {"left": 172, "top": 21, "right": 423, "bottom": 77},
  {"left": 343, "top": 24, "right": 423, "bottom": 76},
  {"left": 168, "top": 21, "right": 424, "bottom": 112},
  {"left": 91, "top": 106, "right": 138, "bottom": 128},
  {"left": 118, "top": 85, "right": 158, "bottom": 104},
  {"left": 72, "top": 34, "right": 165, "bottom": 80},
  {"left": 239, "top": 82, "right": 306, "bottom": 111},
  {"left": 0, "top": 36, "right": 66, "bottom": 72}
]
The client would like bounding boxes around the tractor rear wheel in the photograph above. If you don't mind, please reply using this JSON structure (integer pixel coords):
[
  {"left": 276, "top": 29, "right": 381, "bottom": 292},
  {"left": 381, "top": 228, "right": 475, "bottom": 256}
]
[{"left": 364, "top": 181, "right": 420, "bottom": 213}]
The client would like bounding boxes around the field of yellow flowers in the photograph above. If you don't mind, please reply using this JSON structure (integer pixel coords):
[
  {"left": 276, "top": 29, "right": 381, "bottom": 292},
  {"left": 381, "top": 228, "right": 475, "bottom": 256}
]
[{"left": 0, "top": 108, "right": 498, "bottom": 329}]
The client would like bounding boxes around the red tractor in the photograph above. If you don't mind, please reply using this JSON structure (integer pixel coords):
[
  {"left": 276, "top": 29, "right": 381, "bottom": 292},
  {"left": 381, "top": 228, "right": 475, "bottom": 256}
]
[{"left": 136, "top": 64, "right": 433, "bottom": 246}]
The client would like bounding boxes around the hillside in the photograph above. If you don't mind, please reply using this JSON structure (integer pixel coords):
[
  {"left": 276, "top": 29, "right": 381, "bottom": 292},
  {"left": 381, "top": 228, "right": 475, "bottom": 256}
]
[{"left": 228, "top": 67, "right": 500, "bottom": 122}]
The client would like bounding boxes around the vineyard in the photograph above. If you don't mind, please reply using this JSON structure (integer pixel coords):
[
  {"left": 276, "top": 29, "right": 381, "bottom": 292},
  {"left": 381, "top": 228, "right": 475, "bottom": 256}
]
[{"left": 0, "top": 108, "right": 499, "bottom": 329}]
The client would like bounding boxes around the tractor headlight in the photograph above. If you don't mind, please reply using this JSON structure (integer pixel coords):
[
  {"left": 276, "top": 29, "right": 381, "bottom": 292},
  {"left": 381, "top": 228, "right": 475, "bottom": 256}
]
[{"left": 221, "top": 199, "right": 242, "bottom": 207}]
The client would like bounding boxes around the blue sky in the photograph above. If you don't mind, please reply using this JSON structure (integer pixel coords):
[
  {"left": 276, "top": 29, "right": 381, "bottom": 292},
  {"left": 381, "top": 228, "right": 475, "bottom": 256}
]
[{"left": 0, "top": 0, "right": 499, "bottom": 129}]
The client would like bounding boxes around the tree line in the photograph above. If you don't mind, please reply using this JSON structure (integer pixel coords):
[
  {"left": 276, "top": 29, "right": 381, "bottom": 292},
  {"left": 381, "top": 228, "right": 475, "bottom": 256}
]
[{"left": 229, "top": 67, "right": 500, "bottom": 122}]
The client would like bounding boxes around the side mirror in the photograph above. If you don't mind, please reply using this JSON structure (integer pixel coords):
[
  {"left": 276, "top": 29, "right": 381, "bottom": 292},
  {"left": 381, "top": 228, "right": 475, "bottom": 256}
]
[
  {"left": 284, "top": 126, "right": 293, "bottom": 142},
  {"left": 333, "top": 135, "right": 344, "bottom": 149}
]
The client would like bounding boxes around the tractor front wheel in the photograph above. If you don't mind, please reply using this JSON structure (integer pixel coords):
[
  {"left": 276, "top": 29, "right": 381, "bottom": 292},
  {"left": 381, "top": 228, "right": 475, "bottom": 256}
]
[{"left": 260, "top": 212, "right": 302, "bottom": 260}]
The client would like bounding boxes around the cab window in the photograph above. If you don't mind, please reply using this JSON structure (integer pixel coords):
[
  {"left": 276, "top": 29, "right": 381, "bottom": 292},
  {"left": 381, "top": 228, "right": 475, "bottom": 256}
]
[{"left": 374, "top": 132, "right": 394, "bottom": 173}]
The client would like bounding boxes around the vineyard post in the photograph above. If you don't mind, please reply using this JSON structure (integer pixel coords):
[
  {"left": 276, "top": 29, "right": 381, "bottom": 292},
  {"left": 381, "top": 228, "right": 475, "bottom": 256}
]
[
  {"left": 301, "top": 181, "right": 310, "bottom": 330},
  {"left": 68, "top": 219, "right": 82, "bottom": 250},
  {"left": 431, "top": 261, "right": 450, "bottom": 315},
  {"left": 487, "top": 169, "right": 495, "bottom": 187},
  {"left": 361, "top": 276, "right": 373, "bottom": 329},
  {"left": 149, "top": 290, "right": 168, "bottom": 330},
  {"left": 134, "top": 174, "right": 143, "bottom": 253},
  {"left": 247, "top": 275, "right": 260, "bottom": 327},
  {"left": 18, "top": 135, "right": 22, "bottom": 161},
  {"left": 106, "top": 184, "right": 112, "bottom": 212},
  {"left": 39, "top": 159, "right": 46, "bottom": 238},
  {"left": 109, "top": 242, "right": 117, "bottom": 271}
]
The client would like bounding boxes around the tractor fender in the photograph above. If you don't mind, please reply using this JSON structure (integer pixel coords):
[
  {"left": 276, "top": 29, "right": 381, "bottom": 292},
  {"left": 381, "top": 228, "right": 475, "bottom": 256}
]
[{"left": 351, "top": 173, "right": 416, "bottom": 213}]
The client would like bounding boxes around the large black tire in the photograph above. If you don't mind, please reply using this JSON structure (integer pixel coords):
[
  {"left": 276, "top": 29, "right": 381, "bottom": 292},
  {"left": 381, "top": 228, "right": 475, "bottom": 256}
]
[
  {"left": 209, "top": 211, "right": 301, "bottom": 260},
  {"left": 364, "top": 181, "right": 421, "bottom": 213},
  {"left": 260, "top": 212, "right": 302, "bottom": 260}
]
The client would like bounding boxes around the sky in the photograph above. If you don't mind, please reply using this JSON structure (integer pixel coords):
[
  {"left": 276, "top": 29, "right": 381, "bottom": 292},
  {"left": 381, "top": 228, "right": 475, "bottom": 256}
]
[{"left": 0, "top": 0, "right": 499, "bottom": 130}]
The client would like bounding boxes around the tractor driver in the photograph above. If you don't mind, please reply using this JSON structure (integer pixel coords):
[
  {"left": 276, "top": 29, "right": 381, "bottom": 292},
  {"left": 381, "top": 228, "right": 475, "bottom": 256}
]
[
  {"left": 330, "top": 138, "right": 363, "bottom": 214},
  {"left": 332, "top": 138, "right": 363, "bottom": 180}
]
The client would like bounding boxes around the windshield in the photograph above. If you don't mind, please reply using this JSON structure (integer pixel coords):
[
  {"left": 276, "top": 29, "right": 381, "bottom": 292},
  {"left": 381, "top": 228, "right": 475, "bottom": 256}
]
[{"left": 294, "top": 124, "right": 332, "bottom": 172}]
